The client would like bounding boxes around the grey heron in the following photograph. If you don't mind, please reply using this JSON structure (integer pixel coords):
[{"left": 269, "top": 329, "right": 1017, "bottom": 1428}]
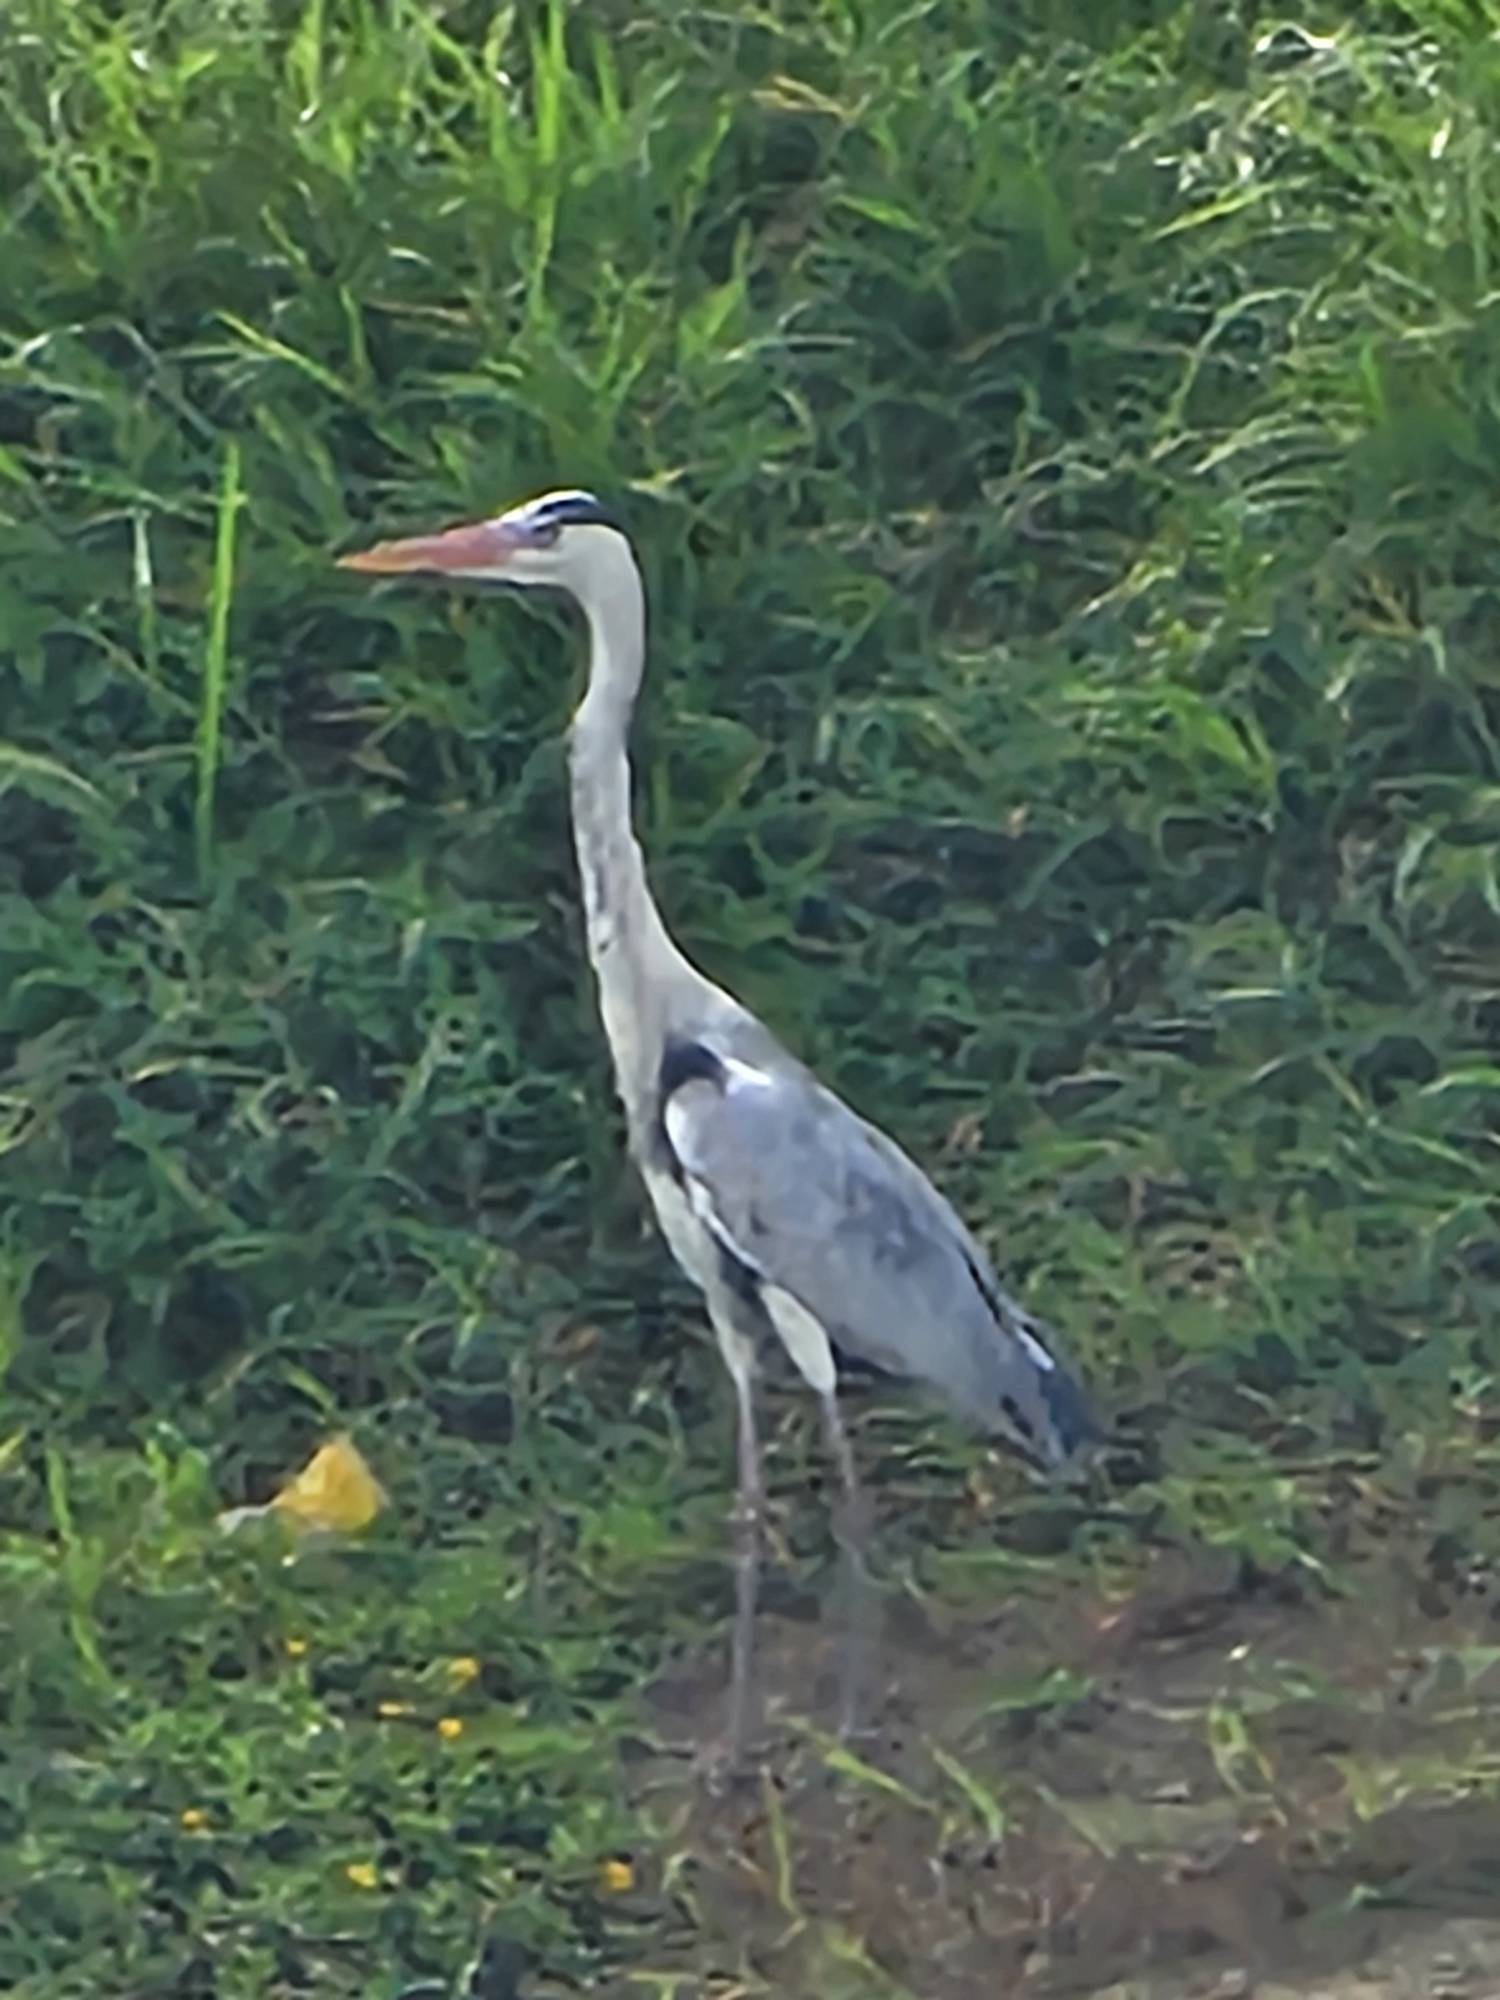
[{"left": 339, "top": 489, "right": 1094, "bottom": 1754}]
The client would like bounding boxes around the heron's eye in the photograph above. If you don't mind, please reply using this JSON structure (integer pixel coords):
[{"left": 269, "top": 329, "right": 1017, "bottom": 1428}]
[{"left": 527, "top": 519, "right": 563, "bottom": 548}]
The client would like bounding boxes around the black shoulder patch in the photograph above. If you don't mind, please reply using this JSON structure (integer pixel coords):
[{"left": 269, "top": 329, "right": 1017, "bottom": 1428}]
[
  {"left": 653, "top": 1039, "right": 725, "bottom": 1182},
  {"left": 658, "top": 1038, "right": 725, "bottom": 1100}
]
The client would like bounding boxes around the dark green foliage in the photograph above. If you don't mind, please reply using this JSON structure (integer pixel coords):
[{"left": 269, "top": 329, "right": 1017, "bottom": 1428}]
[{"left": 5, "top": 0, "right": 1500, "bottom": 1992}]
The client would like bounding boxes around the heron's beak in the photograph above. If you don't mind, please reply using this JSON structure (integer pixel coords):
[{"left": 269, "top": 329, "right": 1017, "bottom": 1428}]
[{"left": 336, "top": 518, "right": 520, "bottom": 576}]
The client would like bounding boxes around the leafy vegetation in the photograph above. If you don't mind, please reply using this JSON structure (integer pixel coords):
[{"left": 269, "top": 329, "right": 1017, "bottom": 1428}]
[{"left": 5, "top": 0, "right": 1500, "bottom": 1993}]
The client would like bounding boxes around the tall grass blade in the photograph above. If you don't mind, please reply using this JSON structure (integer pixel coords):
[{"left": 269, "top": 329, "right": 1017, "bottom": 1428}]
[{"left": 195, "top": 438, "right": 243, "bottom": 884}]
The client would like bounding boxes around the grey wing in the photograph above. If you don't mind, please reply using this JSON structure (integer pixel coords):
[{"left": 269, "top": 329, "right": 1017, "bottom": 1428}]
[{"left": 657, "top": 1031, "right": 1092, "bottom": 1467}]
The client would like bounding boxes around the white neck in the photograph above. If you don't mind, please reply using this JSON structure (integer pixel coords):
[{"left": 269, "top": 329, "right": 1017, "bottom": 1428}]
[{"left": 565, "top": 542, "right": 706, "bottom": 1131}]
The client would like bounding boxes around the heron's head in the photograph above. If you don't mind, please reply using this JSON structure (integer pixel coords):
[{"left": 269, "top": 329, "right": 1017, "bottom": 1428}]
[{"left": 337, "top": 489, "right": 630, "bottom": 602}]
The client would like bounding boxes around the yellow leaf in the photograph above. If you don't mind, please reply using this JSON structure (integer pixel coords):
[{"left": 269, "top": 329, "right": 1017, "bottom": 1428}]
[
  {"left": 269, "top": 1434, "right": 384, "bottom": 1534},
  {"left": 345, "top": 1861, "right": 379, "bottom": 1890},
  {"left": 599, "top": 1857, "right": 635, "bottom": 1894}
]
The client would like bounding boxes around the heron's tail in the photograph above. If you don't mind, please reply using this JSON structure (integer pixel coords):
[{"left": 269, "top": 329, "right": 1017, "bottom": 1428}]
[{"left": 992, "top": 1304, "right": 1099, "bottom": 1469}]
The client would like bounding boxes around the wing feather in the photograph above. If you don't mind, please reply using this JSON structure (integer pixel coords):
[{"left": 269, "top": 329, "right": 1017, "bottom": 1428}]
[{"left": 656, "top": 1036, "right": 1091, "bottom": 1465}]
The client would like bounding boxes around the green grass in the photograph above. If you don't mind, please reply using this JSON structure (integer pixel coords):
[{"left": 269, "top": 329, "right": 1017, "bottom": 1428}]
[{"left": 6, "top": 0, "right": 1500, "bottom": 1991}]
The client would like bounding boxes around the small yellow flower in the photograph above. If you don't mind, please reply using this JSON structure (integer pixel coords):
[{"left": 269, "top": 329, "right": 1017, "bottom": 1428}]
[
  {"left": 377, "top": 1700, "right": 414, "bottom": 1719},
  {"left": 180, "top": 1807, "right": 207, "bottom": 1832},
  {"left": 283, "top": 1636, "right": 309, "bottom": 1658},
  {"left": 599, "top": 1857, "right": 635, "bottom": 1894},
  {"left": 436, "top": 1715, "right": 464, "bottom": 1741},
  {"left": 345, "top": 1861, "right": 379, "bottom": 1890},
  {"left": 446, "top": 1655, "right": 481, "bottom": 1687}
]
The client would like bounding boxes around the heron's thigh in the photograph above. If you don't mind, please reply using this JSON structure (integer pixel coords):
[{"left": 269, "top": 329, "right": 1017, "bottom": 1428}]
[
  {"left": 708, "top": 1302, "right": 757, "bottom": 1395},
  {"left": 763, "top": 1284, "right": 837, "bottom": 1397}
]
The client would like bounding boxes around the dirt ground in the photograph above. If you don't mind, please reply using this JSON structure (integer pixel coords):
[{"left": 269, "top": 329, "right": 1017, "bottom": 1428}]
[{"left": 614, "top": 1523, "right": 1500, "bottom": 1999}]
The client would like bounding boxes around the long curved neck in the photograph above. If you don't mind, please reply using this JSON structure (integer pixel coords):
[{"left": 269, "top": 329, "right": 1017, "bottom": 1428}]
[{"left": 567, "top": 547, "right": 705, "bottom": 1132}]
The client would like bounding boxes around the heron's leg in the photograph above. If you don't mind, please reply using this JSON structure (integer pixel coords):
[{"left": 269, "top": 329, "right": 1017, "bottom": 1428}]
[
  {"left": 818, "top": 1388, "right": 878, "bottom": 1738},
  {"left": 713, "top": 1311, "right": 763, "bottom": 1767},
  {"left": 818, "top": 1389, "right": 867, "bottom": 1546}
]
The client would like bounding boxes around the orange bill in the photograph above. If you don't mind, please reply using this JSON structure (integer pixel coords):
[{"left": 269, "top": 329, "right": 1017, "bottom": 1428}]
[{"left": 337, "top": 518, "right": 516, "bottom": 574}]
